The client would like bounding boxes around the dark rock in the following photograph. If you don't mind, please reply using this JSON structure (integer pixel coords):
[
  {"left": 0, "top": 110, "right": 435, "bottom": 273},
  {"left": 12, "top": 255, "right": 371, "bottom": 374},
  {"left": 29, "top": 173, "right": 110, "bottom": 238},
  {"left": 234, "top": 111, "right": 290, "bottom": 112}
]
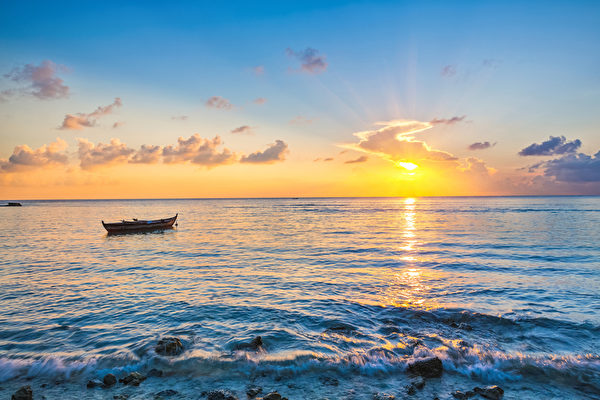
[
  {"left": 114, "top": 395, "right": 129, "bottom": 400},
  {"left": 319, "top": 376, "right": 339, "bottom": 386},
  {"left": 155, "top": 389, "right": 178, "bottom": 398},
  {"left": 474, "top": 386, "right": 504, "bottom": 400},
  {"left": 202, "top": 389, "right": 238, "bottom": 400},
  {"left": 155, "top": 337, "right": 184, "bottom": 356},
  {"left": 407, "top": 356, "right": 443, "bottom": 378},
  {"left": 406, "top": 385, "right": 416, "bottom": 395},
  {"left": 11, "top": 386, "right": 33, "bottom": 400},
  {"left": 373, "top": 393, "right": 395, "bottom": 400},
  {"left": 412, "top": 376, "right": 425, "bottom": 389},
  {"left": 458, "top": 323, "right": 473, "bottom": 331},
  {"left": 119, "top": 371, "right": 146, "bottom": 386},
  {"left": 148, "top": 368, "right": 164, "bottom": 377},
  {"left": 246, "top": 385, "right": 262, "bottom": 398},
  {"left": 234, "top": 336, "right": 264, "bottom": 351},
  {"left": 451, "top": 391, "right": 468, "bottom": 400},
  {"left": 104, "top": 373, "right": 117, "bottom": 386},
  {"left": 87, "top": 379, "right": 103, "bottom": 388},
  {"left": 262, "top": 392, "right": 282, "bottom": 400}
]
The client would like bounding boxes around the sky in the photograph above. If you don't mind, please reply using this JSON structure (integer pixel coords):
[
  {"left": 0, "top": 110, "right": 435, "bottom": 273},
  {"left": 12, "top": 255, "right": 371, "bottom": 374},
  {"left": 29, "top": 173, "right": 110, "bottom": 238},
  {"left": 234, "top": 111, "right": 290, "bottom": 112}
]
[{"left": 0, "top": 0, "right": 599, "bottom": 199}]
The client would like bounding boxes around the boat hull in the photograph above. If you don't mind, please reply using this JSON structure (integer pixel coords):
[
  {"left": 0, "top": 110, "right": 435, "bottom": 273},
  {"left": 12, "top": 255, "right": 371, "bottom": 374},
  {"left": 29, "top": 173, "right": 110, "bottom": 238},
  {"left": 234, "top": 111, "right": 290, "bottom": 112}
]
[{"left": 102, "top": 214, "right": 177, "bottom": 233}]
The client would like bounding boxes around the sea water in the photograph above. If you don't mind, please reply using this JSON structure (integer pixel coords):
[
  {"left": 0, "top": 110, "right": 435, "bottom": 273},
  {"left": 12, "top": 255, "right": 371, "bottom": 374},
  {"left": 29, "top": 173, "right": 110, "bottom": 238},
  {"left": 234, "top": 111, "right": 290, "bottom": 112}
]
[{"left": 0, "top": 197, "right": 599, "bottom": 399}]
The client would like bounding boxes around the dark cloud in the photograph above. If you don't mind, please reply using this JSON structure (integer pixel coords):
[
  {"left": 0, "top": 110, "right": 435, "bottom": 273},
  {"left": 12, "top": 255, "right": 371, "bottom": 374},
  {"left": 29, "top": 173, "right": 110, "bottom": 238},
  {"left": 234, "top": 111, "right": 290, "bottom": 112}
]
[
  {"left": 162, "top": 134, "right": 236, "bottom": 166},
  {"left": 230, "top": 125, "right": 253, "bottom": 135},
  {"left": 441, "top": 65, "right": 457, "bottom": 77},
  {"left": 253, "top": 97, "right": 267, "bottom": 105},
  {"left": 286, "top": 47, "right": 328, "bottom": 74},
  {"left": 0, "top": 138, "right": 68, "bottom": 172},
  {"left": 60, "top": 98, "right": 122, "bottom": 130},
  {"left": 345, "top": 155, "right": 368, "bottom": 164},
  {"left": 430, "top": 115, "right": 466, "bottom": 125},
  {"left": 205, "top": 96, "right": 233, "bottom": 110},
  {"left": 129, "top": 145, "right": 162, "bottom": 164},
  {"left": 519, "top": 136, "right": 581, "bottom": 156},
  {"left": 4, "top": 60, "right": 69, "bottom": 100},
  {"left": 541, "top": 151, "right": 600, "bottom": 183},
  {"left": 468, "top": 141, "right": 495, "bottom": 151},
  {"left": 77, "top": 138, "right": 134, "bottom": 170},
  {"left": 240, "top": 140, "right": 288, "bottom": 164}
]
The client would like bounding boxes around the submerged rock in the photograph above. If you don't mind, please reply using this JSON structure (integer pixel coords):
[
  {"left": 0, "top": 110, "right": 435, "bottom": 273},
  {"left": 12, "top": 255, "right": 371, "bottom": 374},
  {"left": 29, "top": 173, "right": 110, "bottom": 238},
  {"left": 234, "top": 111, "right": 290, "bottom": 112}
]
[
  {"left": 113, "top": 395, "right": 129, "bottom": 400},
  {"left": 451, "top": 390, "right": 476, "bottom": 400},
  {"left": 155, "top": 389, "right": 179, "bottom": 398},
  {"left": 119, "top": 371, "right": 146, "bottom": 386},
  {"left": 319, "top": 376, "right": 339, "bottom": 386},
  {"left": 234, "top": 336, "right": 264, "bottom": 351},
  {"left": 103, "top": 373, "right": 117, "bottom": 386},
  {"left": 155, "top": 337, "right": 184, "bottom": 356},
  {"left": 412, "top": 376, "right": 425, "bottom": 389},
  {"left": 147, "top": 368, "right": 164, "bottom": 377},
  {"left": 474, "top": 386, "right": 504, "bottom": 400},
  {"left": 262, "top": 392, "right": 284, "bottom": 400},
  {"left": 11, "top": 386, "right": 33, "bottom": 400},
  {"left": 407, "top": 356, "right": 443, "bottom": 378},
  {"left": 246, "top": 385, "right": 263, "bottom": 398},
  {"left": 202, "top": 389, "right": 238, "bottom": 400},
  {"left": 373, "top": 393, "right": 395, "bottom": 400},
  {"left": 86, "top": 379, "right": 103, "bottom": 388}
]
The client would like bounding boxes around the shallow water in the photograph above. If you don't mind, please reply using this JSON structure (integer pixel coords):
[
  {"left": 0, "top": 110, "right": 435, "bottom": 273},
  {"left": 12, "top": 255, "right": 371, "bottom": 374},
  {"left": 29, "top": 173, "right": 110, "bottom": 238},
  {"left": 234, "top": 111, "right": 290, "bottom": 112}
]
[{"left": 0, "top": 197, "right": 599, "bottom": 399}]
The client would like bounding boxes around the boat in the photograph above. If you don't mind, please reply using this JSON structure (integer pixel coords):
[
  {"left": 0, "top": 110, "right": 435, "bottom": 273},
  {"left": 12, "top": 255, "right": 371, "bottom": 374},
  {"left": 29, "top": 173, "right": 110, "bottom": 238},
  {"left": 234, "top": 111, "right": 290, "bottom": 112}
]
[
  {"left": 102, "top": 214, "right": 178, "bottom": 233},
  {"left": 1, "top": 202, "right": 22, "bottom": 207}
]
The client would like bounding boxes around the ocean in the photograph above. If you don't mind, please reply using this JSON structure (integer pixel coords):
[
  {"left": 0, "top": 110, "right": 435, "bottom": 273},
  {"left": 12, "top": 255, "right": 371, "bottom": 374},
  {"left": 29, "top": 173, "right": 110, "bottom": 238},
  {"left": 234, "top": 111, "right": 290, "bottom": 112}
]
[{"left": 0, "top": 197, "right": 599, "bottom": 399}]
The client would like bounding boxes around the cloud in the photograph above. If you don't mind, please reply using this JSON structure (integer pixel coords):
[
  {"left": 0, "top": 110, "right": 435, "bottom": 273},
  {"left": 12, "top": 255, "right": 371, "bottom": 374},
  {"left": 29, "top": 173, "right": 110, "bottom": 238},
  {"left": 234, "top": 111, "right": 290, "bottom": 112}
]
[
  {"left": 441, "top": 65, "right": 457, "bottom": 77},
  {"left": 253, "top": 97, "right": 267, "bottom": 105},
  {"left": 253, "top": 66, "right": 265, "bottom": 75},
  {"left": 430, "top": 115, "right": 466, "bottom": 125},
  {"left": 230, "top": 125, "right": 253, "bottom": 135},
  {"left": 129, "top": 145, "right": 162, "bottom": 164},
  {"left": 538, "top": 151, "right": 600, "bottom": 183},
  {"left": 112, "top": 121, "right": 125, "bottom": 129},
  {"left": 461, "top": 157, "right": 496, "bottom": 175},
  {"left": 205, "top": 96, "right": 233, "bottom": 110},
  {"left": 60, "top": 98, "right": 123, "bottom": 130},
  {"left": 4, "top": 60, "right": 69, "bottom": 100},
  {"left": 347, "top": 120, "right": 457, "bottom": 164},
  {"left": 314, "top": 157, "right": 334, "bottom": 162},
  {"left": 240, "top": 140, "right": 288, "bottom": 164},
  {"left": 518, "top": 136, "right": 581, "bottom": 156},
  {"left": 77, "top": 138, "right": 134, "bottom": 169},
  {"left": 162, "top": 134, "right": 236, "bottom": 166},
  {"left": 345, "top": 155, "right": 368, "bottom": 164},
  {"left": 289, "top": 115, "right": 313, "bottom": 125},
  {"left": 468, "top": 141, "right": 495, "bottom": 151},
  {"left": 0, "top": 138, "right": 68, "bottom": 172},
  {"left": 286, "top": 47, "right": 328, "bottom": 74},
  {"left": 171, "top": 115, "right": 188, "bottom": 121}
]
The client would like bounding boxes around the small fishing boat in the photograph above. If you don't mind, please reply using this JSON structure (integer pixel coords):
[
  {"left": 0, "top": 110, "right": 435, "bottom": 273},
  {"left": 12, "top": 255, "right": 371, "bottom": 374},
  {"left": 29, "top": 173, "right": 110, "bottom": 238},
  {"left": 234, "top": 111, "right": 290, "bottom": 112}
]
[
  {"left": 1, "top": 202, "right": 22, "bottom": 207},
  {"left": 102, "top": 214, "right": 178, "bottom": 233}
]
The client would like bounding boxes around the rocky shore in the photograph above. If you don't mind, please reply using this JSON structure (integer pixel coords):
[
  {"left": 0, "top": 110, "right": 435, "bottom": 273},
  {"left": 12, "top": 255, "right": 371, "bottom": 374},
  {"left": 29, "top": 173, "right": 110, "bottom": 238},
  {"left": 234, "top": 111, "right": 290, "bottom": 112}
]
[{"left": 9, "top": 336, "right": 506, "bottom": 400}]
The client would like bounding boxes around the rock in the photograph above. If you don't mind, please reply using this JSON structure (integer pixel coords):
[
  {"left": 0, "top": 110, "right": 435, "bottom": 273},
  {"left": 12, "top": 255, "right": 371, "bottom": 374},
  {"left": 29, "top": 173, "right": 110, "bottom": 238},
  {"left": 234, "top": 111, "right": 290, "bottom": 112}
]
[
  {"left": 373, "top": 393, "right": 395, "bottom": 400},
  {"left": 474, "top": 386, "right": 504, "bottom": 400},
  {"left": 11, "top": 386, "right": 33, "bottom": 400},
  {"left": 202, "top": 389, "right": 238, "bottom": 400},
  {"left": 114, "top": 395, "right": 129, "bottom": 400},
  {"left": 246, "top": 385, "right": 263, "bottom": 398},
  {"left": 104, "top": 373, "right": 117, "bottom": 386},
  {"left": 234, "top": 336, "right": 263, "bottom": 351},
  {"left": 406, "top": 385, "right": 416, "bottom": 395},
  {"left": 155, "top": 337, "right": 184, "bottom": 356},
  {"left": 119, "top": 371, "right": 146, "bottom": 386},
  {"left": 87, "top": 379, "right": 103, "bottom": 388},
  {"left": 148, "top": 368, "right": 164, "bottom": 377},
  {"left": 319, "top": 376, "right": 339, "bottom": 386},
  {"left": 412, "top": 377, "right": 425, "bottom": 389},
  {"left": 262, "top": 392, "right": 282, "bottom": 400},
  {"left": 407, "top": 356, "right": 443, "bottom": 378},
  {"left": 155, "top": 389, "right": 178, "bottom": 398}
]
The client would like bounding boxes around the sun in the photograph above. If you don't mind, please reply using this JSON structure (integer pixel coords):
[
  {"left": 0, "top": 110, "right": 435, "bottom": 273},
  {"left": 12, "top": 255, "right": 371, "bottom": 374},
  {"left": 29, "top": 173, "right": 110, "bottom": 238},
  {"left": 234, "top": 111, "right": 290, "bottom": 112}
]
[{"left": 396, "top": 161, "right": 419, "bottom": 171}]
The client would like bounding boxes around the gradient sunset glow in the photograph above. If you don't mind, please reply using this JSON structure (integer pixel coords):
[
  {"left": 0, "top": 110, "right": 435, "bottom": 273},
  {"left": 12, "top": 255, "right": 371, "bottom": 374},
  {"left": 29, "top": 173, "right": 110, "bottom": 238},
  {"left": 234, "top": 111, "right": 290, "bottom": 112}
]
[{"left": 1, "top": 1, "right": 599, "bottom": 199}]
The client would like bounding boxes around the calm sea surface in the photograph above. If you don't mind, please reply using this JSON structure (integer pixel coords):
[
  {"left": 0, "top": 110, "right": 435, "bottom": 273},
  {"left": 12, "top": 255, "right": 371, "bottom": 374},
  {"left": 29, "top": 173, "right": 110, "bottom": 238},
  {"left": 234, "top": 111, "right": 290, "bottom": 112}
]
[{"left": 0, "top": 197, "right": 599, "bottom": 399}]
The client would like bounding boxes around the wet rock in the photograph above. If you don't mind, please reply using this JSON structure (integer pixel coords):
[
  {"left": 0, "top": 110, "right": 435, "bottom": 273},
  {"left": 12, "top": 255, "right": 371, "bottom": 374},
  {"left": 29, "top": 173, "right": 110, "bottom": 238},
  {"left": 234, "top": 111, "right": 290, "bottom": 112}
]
[
  {"left": 262, "top": 392, "right": 283, "bottom": 400},
  {"left": 319, "top": 376, "right": 339, "bottom": 386},
  {"left": 406, "top": 385, "right": 416, "bottom": 395},
  {"left": 148, "top": 368, "right": 164, "bottom": 377},
  {"left": 114, "top": 395, "right": 129, "bottom": 400},
  {"left": 155, "top": 389, "right": 178, "bottom": 398},
  {"left": 474, "top": 386, "right": 504, "bottom": 400},
  {"left": 373, "top": 393, "right": 395, "bottom": 400},
  {"left": 412, "top": 376, "right": 425, "bottom": 389},
  {"left": 119, "top": 371, "right": 146, "bottom": 386},
  {"left": 202, "top": 389, "right": 238, "bottom": 400},
  {"left": 104, "top": 373, "right": 117, "bottom": 386},
  {"left": 11, "top": 386, "right": 33, "bottom": 400},
  {"left": 155, "top": 337, "right": 184, "bottom": 356},
  {"left": 407, "top": 356, "right": 443, "bottom": 378},
  {"left": 234, "top": 336, "right": 264, "bottom": 351},
  {"left": 87, "top": 379, "right": 103, "bottom": 388},
  {"left": 451, "top": 391, "right": 475, "bottom": 400},
  {"left": 246, "top": 385, "right": 262, "bottom": 398}
]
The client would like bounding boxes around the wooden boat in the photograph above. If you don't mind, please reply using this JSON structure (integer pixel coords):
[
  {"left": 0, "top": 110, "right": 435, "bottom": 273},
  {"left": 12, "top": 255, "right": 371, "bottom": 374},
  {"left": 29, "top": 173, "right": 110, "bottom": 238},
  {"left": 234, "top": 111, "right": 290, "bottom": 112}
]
[{"left": 102, "top": 214, "right": 178, "bottom": 233}]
